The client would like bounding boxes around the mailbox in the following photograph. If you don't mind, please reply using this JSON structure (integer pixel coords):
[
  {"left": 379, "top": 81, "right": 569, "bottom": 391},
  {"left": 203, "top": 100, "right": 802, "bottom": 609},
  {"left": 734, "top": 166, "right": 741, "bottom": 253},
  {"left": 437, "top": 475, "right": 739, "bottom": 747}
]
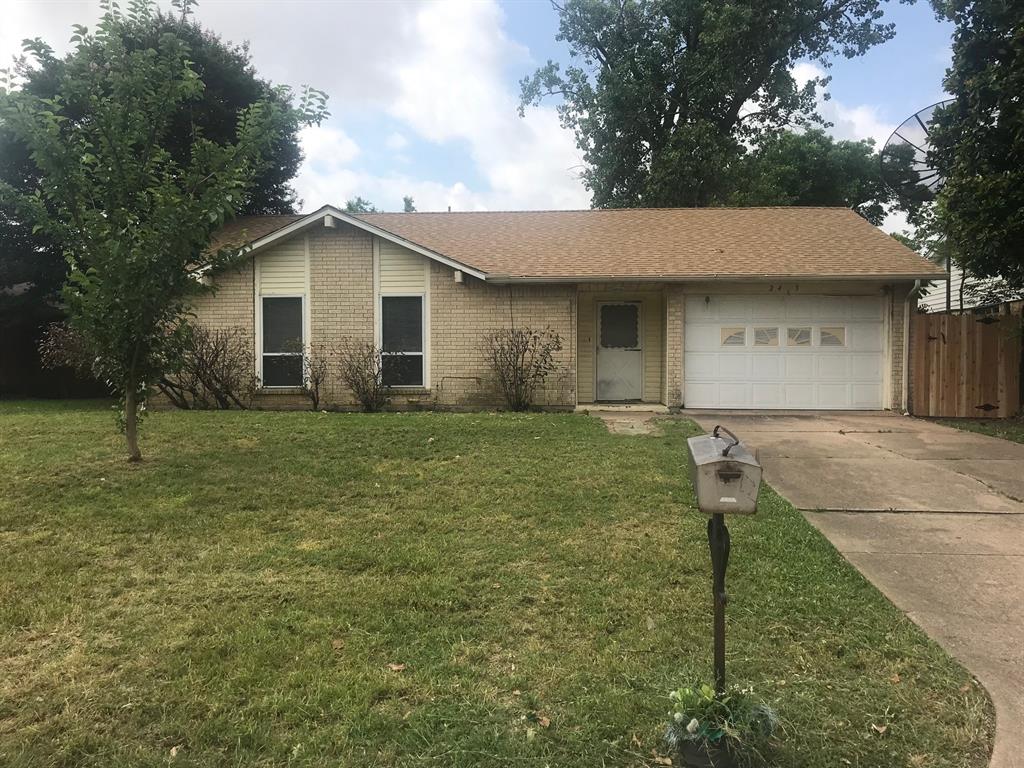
[{"left": 686, "top": 426, "right": 762, "bottom": 515}]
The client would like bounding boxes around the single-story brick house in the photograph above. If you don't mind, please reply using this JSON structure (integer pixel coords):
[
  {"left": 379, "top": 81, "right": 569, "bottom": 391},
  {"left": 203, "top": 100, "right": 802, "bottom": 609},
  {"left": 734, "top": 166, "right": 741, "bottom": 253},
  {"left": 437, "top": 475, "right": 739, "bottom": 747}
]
[{"left": 193, "top": 204, "right": 944, "bottom": 411}]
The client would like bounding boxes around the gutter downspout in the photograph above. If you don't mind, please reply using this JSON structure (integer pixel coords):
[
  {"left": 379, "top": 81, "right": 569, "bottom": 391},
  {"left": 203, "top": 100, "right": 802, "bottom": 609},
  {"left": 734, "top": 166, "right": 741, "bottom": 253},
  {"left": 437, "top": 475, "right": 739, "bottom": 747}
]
[{"left": 902, "top": 280, "right": 921, "bottom": 414}]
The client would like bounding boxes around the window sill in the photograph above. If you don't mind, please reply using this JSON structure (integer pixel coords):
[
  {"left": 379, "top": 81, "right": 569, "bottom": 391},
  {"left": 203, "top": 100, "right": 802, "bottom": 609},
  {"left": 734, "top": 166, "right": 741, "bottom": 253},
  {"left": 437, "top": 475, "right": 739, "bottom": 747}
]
[{"left": 258, "top": 387, "right": 306, "bottom": 395}]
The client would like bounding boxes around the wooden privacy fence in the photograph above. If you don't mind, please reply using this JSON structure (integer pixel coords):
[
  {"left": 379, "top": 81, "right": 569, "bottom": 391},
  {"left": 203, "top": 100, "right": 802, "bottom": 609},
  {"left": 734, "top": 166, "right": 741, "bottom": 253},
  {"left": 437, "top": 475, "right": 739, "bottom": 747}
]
[{"left": 911, "top": 313, "right": 1022, "bottom": 418}]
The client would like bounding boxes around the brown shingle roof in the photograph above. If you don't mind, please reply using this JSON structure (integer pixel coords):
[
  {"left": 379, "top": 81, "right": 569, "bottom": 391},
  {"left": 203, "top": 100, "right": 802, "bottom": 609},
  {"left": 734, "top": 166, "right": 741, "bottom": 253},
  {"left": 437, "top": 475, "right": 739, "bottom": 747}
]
[
  {"left": 213, "top": 207, "right": 944, "bottom": 281},
  {"left": 210, "top": 214, "right": 303, "bottom": 252}
]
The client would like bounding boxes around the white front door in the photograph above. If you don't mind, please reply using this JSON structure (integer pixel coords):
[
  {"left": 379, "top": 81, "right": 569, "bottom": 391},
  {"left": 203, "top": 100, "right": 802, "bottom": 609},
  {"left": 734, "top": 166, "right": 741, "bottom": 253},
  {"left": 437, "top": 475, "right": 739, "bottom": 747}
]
[
  {"left": 597, "top": 301, "right": 643, "bottom": 401},
  {"left": 683, "top": 294, "right": 886, "bottom": 409}
]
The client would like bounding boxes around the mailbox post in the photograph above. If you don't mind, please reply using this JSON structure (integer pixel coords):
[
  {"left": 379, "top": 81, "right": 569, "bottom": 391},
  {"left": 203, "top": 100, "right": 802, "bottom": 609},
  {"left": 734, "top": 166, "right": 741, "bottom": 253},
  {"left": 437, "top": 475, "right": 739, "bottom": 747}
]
[{"left": 686, "top": 425, "right": 762, "bottom": 693}]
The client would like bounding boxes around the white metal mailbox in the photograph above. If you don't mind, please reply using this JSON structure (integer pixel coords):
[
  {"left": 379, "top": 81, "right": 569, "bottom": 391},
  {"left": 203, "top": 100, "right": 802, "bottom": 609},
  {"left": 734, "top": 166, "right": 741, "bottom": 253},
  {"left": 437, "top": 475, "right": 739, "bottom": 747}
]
[{"left": 686, "top": 426, "right": 762, "bottom": 515}]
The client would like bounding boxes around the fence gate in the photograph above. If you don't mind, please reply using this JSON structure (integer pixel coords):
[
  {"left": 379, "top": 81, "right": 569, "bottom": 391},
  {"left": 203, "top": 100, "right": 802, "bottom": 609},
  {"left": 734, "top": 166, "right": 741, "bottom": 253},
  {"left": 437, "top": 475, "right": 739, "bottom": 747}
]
[{"left": 911, "top": 313, "right": 1021, "bottom": 418}]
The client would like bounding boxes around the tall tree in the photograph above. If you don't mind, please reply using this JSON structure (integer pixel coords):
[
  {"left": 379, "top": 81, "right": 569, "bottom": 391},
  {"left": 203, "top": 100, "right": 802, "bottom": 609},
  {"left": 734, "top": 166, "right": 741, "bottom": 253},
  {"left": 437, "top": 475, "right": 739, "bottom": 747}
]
[
  {"left": 403, "top": 195, "right": 417, "bottom": 213},
  {"left": 728, "top": 129, "right": 900, "bottom": 225},
  {"left": 0, "top": 6, "right": 305, "bottom": 395},
  {"left": 929, "top": 0, "right": 1024, "bottom": 286},
  {"left": 0, "top": 1, "right": 327, "bottom": 460},
  {"left": 520, "top": 0, "right": 896, "bottom": 208},
  {"left": 344, "top": 196, "right": 378, "bottom": 213}
]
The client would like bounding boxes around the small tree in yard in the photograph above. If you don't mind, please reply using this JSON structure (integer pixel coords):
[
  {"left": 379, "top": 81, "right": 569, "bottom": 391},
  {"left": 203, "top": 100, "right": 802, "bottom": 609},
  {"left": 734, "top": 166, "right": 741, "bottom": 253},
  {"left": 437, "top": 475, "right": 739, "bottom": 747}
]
[
  {"left": 302, "top": 343, "right": 330, "bottom": 411},
  {"left": 336, "top": 339, "right": 390, "bottom": 412},
  {"left": 484, "top": 326, "right": 563, "bottom": 411},
  {"left": 0, "top": 3, "right": 327, "bottom": 460}
]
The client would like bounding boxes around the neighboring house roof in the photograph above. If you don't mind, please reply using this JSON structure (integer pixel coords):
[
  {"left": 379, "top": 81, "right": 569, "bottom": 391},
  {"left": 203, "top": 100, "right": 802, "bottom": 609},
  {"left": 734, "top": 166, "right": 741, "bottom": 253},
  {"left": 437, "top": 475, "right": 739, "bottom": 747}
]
[{"left": 212, "top": 205, "right": 945, "bottom": 282}]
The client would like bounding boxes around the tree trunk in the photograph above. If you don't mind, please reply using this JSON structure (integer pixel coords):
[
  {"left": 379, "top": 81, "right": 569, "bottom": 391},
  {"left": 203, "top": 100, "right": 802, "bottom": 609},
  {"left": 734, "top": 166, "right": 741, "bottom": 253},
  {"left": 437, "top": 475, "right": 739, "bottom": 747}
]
[{"left": 124, "top": 386, "right": 142, "bottom": 462}]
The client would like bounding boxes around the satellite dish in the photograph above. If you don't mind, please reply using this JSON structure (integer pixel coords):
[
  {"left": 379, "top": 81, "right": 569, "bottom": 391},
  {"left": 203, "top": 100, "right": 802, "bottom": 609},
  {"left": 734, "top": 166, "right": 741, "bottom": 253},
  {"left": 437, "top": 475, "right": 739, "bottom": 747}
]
[{"left": 880, "top": 99, "right": 954, "bottom": 199}]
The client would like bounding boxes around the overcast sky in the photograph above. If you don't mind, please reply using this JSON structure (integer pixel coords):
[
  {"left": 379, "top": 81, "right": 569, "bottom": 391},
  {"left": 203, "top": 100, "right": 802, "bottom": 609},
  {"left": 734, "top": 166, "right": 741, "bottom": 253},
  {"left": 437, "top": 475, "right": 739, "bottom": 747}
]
[{"left": 2, "top": 0, "right": 954, "bottom": 222}]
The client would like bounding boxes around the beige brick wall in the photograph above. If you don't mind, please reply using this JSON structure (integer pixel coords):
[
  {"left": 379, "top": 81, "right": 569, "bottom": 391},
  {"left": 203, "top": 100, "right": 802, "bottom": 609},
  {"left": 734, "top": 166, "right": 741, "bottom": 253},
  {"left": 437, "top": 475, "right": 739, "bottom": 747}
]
[
  {"left": 307, "top": 226, "right": 374, "bottom": 407},
  {"left": 889, "top": 283, "right": 916, "bottom": 412},
  {"left": 664, "top": 286, "right": 685, "bottom": 408},
  {"left": 429, "top": 263, "right": 577, "bottom": 408},
  {"left": 188, "top": 225, "right": 576, "bottom": 410},
  {"left": 190, "top": 261, "right": 254, "bottom": 332}
]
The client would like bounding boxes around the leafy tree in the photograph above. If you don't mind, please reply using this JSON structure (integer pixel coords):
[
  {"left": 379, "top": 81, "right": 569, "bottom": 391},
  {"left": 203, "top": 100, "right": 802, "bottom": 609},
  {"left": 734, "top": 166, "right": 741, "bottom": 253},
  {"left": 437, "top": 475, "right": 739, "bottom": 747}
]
[
  {"left": 520, "top": 0, "right": 896, "bottom": 208},
  {"left": 403, "top": 195, "right": 417, "bottom": 213},
  {"left": 344, "top": 196, "right": 378, "bottom": 213},
  {"left": 928, "top": 0, "right": 1024, "bottom": 286},
  {"left": 0, "top": 5, "right": 306, "bottom": 395},
  {"left": 0, "top": 2, "right": 327, "bottom": 460},
  {"left": 728, "top": 129, "right": 899, "bottom": 225}
]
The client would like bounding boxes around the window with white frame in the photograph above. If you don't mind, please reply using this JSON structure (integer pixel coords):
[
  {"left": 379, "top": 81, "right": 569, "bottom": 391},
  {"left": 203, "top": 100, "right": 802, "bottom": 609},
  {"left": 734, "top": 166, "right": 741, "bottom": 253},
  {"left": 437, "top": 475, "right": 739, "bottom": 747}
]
[
  {"left": 381, "top": 295, "right": 424, "bottom": 386},
  {"left": 261, "top": 296, "right": 304, "bottom": 387}
]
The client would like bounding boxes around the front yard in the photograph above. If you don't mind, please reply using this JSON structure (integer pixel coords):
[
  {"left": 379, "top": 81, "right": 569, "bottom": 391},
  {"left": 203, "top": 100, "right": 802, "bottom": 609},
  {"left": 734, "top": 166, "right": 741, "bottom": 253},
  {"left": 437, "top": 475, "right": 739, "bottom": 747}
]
[{"left": 0, "top": 402, "right": 993, "bottom": 767}]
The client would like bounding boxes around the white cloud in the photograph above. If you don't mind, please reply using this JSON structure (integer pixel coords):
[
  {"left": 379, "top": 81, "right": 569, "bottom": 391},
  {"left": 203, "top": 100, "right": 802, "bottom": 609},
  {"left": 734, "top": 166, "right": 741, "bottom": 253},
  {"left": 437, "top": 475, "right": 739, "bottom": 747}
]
[
  {"left": 792, "top": 61, "right": 895, "bottom": 146},
  {"left": 385, "top": 132, "right": 409, "bottom": 151},
  {"left": 385, "top": 0, "right": 588, "bottom": 209},
  {"left": 290, "top": 0, "right": 588, "bottom": 212}
]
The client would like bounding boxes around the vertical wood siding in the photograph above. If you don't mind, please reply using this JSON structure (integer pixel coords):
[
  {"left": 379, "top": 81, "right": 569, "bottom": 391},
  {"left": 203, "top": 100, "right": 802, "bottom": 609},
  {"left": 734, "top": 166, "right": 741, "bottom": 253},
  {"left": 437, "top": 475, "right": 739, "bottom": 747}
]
[
  {"left": 379, "top": 239, "right": 428, "bottom": 293},
  {"left": 258, "top": 240, "right": 306, "bottom": 294},
  {"left": 911, "top": 313, "right": 1021, "bottom": 417}
]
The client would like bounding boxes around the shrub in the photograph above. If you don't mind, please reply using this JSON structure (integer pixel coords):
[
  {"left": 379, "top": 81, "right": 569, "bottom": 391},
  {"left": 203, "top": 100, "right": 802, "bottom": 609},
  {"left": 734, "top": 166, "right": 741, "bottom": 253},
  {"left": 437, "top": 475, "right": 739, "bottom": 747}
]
[
  {"left": 483, "top": 326, "right": 563, "bottom": 411},
  {"left": 38, "top": 321, "right": 97, "bottom": 377},
  {"left": 665, "top": 683, "right": 779, "bottom": 767},
  {"left": 337, "top": 339, "right": 390, "bottom": 412},
  {"left": 158, "top": 325, "right": 258, "bottom": 410},
  {"left": 302, "top": 343, "right": 330, "bottom": 411}
]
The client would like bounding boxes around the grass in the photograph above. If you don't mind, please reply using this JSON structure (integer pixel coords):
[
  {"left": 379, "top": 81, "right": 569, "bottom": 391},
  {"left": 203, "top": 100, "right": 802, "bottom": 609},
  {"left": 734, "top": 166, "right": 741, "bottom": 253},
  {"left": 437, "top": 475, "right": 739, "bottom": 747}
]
[
  {"left": 0, "top": 401, "right": 993, "bottom": 767},
  {"left": 940, "top": 417, "right": 1024, "bottom": 445}
]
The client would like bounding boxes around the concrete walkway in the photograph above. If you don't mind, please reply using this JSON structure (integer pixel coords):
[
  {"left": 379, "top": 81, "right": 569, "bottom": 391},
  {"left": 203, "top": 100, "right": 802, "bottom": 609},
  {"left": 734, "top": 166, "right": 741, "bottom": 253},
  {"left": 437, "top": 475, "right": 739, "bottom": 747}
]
[{"left": 686, "top": 412, "right": 1023, "bottom": 768}]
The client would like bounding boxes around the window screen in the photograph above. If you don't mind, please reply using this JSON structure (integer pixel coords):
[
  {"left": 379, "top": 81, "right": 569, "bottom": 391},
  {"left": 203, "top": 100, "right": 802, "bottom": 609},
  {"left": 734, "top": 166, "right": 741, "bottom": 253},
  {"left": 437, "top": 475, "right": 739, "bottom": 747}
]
[
  {"left": 787, "top": 327, "right": 812, "bottom": 346},
  {"left": 720, "top": 327, "right": 746, "bottom": 346},
  {"left": 820, "top": 327, "right": 846, "bottom": 347},
  {"left": 262, "top": 297, "right": 304, "bottom": 387},
  {"left": 382, "top": 296, "right": 424, "bottom": 386},
  {"left": 600, "top": 304, "right": 639, "bottom": 348},
  {"left": 382, "top": 296, "right": 423, "bottom": 353}
]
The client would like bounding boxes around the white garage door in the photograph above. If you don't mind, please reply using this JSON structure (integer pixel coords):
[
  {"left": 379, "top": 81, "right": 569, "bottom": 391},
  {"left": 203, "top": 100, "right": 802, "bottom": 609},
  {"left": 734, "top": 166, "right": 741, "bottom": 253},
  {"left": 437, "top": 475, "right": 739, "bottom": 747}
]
[{"left": 684, "top": 294, "right": 886, "bottom": 409}]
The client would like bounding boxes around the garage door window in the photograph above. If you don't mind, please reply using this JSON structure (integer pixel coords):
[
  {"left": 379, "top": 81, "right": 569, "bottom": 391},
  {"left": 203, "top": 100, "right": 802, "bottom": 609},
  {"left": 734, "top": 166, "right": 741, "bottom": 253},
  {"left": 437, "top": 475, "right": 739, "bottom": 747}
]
[
  {"left": 787, "top": 327, "right": 812, "bottom": 346},
  {"left": 721, "top": 327, "right": 746, "bottom": 346},
  {"left": 754, "top": 327, "right": 779, "bottom": 346},
  {"left": 820, "top": 327, "right": 846, "bottom": 347}
]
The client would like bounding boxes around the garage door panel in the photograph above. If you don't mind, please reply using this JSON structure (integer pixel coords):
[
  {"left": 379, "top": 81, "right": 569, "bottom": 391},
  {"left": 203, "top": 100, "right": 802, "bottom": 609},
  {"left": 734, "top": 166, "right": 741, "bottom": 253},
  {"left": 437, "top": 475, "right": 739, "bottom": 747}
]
[
  {"left": 848, "top": 353, "right": 882, "bottom": 380},
  {"left": 817, "top": 383, "right": 852, "bottom": 408},
  {"left": 718, "top": 355, "right": 750, "bottom": 378},
  {"left": 716, "top": 297, "right": 753, "bottom": 321},
  {"left": 848, "top": 325, "right": 883, "bottom": 351},
  {"left": 848, "top": 296, "right": 885, "bottom": 320},
  {"left": 784, "top": 384, "right": 815, "bottom": 407},
  {"left": 853, "top": 383, "right": 883, "bottom": 408},
  {"left": 685, "top": 352, "right": 718, "bottom": 378},
  {"left": 685, "top": 324, "right": 723, "bottom": 351},
  {"left": 785, "top": 296, "right": 819, "bottom": 320},
  {"left": 784, "top": 355, "right": 815, "bottom": 378},
  {"left": 684, "top": 294, "right": 886, "bottom": 410},
  {"left": 751, "top": 355, "right": 781, "bottom": 378},
  {"left": 816, "top": 355, "right": 850, "bottom": 379},
  {"left": 686, "top": 382, "right": 719, "bottom": 406},
  {"left": 718, "top": 383, "right": 751, "bottom": 407},
  {"left": 752, "top": 383, "right": 783, "bottom": 407}
]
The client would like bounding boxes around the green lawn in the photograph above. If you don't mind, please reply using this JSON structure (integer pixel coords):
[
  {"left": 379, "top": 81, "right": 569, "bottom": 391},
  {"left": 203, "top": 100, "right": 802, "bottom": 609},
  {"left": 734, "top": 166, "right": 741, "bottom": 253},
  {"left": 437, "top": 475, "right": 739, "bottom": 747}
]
[
  {"left": 940, "top": 417, "right": 1024, "bottom": 445},
  {"left": 0, "top": 402, "right": 992, "bottom": 767}
]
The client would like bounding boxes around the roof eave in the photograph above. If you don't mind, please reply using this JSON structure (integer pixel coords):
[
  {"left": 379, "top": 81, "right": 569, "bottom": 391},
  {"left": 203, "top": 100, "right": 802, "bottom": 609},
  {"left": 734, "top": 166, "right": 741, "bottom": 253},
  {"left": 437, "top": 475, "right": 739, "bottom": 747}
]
[
  {"left": 238, "top": 205, "right": 489, "bottom": 281},
  {"left": 485, "top": 273, "right": 946, "bottom": 284}
]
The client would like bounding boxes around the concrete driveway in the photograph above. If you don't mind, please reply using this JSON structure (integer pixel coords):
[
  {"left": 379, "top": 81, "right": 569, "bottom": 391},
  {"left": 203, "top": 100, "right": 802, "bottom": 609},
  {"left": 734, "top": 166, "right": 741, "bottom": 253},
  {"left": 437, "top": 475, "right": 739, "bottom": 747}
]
[{"left": 686, "top": 411, "right": 1024, "bottom": 768}]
